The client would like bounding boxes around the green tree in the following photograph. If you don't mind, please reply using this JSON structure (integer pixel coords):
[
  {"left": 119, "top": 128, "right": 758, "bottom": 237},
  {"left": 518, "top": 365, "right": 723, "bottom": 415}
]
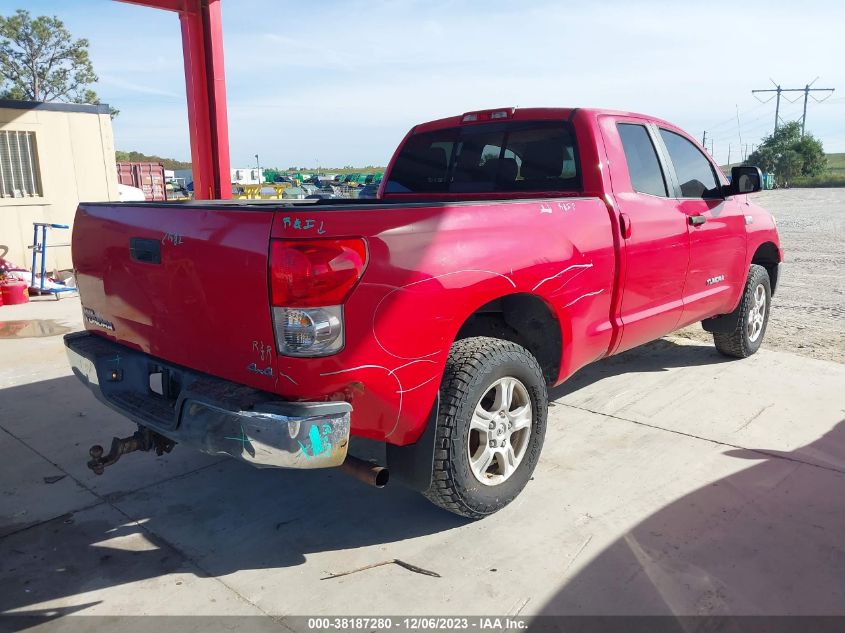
[
  {"left": 115, "top": 150, "right": 191, "bottom": 171},
  {"left": 747, "top": 121, "right": 826, "bottom": 184},
  {"left": 0, "top": 9, "right": 116, "bottom": 115}
]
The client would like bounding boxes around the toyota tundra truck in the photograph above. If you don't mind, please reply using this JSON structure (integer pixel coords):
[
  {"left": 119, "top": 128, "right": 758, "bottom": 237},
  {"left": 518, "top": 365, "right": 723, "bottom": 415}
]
[{"left": 65, "top": 107, "right": 782, "bottom": 518}]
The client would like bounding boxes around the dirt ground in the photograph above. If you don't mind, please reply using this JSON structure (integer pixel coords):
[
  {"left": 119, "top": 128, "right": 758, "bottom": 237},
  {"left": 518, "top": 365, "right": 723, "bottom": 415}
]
[{"left": 675, "top": 188, "right": 845, "bottom": 363}]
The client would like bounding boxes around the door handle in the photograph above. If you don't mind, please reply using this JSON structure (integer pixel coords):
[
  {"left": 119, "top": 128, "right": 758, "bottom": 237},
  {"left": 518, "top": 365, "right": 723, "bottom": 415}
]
[
  {"left": 688, "top": 215, "right": 707, "bottom": 226},
  {"left": 620, "top": 213, "right": 632, "bottom": 239}
]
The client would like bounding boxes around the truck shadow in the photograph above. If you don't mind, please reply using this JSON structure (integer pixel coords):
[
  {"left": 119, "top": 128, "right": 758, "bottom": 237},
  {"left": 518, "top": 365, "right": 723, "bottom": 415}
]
[
  {"left": 550, "top": 336, "right": 730, "bottom": 400},
  {"left": 536, "top": 418, "right": 845, "bottom": 614},
  {"left": 0, "top": 374, "right": 469, "bottom": 615},
  {"left": 0, "top": 337, "right": 787, "bottom": 616}
]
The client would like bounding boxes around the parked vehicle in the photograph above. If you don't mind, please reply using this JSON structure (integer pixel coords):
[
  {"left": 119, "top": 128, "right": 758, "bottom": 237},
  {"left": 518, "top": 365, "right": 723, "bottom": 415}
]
[
  {"left": 116, "top": 183, "right": 146, "bottom": 202},
  {"left": 355, "top": 183, "right": 379, "bottom": 199},
  {"left": 67, "top": 107, "right": 781, "bottom": 518},
  {"left": 165, "top": 181, "right": 191, "bottom": 201}
]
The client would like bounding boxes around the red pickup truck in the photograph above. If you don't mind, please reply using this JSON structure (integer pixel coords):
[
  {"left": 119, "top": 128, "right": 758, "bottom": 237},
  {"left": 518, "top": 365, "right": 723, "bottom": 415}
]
[{"left": 66, "top": 107, "right": 782, "bottom": 518}]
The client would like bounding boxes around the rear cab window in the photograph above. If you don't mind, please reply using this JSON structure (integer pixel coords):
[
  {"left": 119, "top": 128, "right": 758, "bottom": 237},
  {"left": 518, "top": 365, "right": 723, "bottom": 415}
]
[{"left": 385, "top": 121, "right": 580, "bottom": 195}]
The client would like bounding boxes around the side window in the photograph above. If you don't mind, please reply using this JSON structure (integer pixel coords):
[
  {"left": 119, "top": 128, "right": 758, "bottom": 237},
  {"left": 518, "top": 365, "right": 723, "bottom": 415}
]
[
  {"left": 617, "top": 123, "right": 668, "bottom": 197},
  {"left": 659, "top": 129, "right": 721, "bottom": 198}
]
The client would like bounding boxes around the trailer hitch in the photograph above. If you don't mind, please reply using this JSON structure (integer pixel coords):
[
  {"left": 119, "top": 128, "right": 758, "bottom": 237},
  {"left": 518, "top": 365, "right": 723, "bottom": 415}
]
[{"left": 87, "top": 428, "right": 175, "bottom": 475}]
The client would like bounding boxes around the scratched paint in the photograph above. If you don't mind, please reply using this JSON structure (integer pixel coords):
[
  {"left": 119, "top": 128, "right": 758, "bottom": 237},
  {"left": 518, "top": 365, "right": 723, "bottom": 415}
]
[
  {"left": 532, "top": 263, "right": 593, "bottom": 292},
  {"left": 371, "top": 270, "right": 516, "bottom": 360},
  {"left": 320, "top": 359, "right": 437, "bottom": 437},
  {"left": 564, "top": 288, "right": 605, "bottom": 308}
]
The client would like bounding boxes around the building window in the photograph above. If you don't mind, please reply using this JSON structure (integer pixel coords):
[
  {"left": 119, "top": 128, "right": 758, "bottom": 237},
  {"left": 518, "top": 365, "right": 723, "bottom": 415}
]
[{"left": 0, "top": 130, "right": 42, "bottom": 198}]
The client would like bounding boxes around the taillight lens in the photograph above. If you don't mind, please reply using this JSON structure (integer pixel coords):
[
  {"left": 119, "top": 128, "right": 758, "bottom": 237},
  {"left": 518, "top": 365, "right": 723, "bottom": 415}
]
[
  {"left": 269, "top": 238, "right": 367, "bottom": 308},
  {"left": 273, "top": 306, "right": 343, "bottom": 356},
  {"left": 269, "top": 238, "right": 366, "bottom": 357}
]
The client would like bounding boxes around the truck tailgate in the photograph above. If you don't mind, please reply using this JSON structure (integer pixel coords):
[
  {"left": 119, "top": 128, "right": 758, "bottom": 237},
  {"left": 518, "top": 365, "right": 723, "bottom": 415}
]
[{"left": 73, "top": 203, "right": 279, "bottom": 391}]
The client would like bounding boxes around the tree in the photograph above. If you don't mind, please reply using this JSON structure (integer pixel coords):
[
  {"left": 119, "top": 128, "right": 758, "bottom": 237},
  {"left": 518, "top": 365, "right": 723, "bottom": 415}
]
[
  {"left": 0, "top": 9, "right": 115, "bottom": 115},
  {"left": 747, "top": 121, "right": 826, "bottom": 184},
  {"left": 115, "top": 150, "right": 191, "bottom": 171}
]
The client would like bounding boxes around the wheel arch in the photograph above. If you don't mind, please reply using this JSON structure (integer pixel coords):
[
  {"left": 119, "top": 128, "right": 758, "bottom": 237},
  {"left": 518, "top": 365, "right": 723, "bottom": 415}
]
[
  {"left": 750, "top": 241, "right": 781, "bottom": 295},
  {"left": 452, "top": 292, "right": 563, "bottom": 386}
]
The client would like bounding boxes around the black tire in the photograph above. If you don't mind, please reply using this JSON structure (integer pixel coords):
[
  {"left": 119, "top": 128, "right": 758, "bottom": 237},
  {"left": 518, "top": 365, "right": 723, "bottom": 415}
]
[
  {"left": 423, "top": 337, "right": 547, "bottom": 519},
  {"left": 713, "top": 264, "right": 771, "bottom": 358}
]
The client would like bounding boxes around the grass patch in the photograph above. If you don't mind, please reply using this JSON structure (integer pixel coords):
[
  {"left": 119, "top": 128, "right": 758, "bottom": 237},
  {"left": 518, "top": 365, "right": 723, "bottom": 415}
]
[
  {"left": 825, "top": 153, "right": 845, "bottom": 175},
  {"left": 791, "top": 173, "right": 845, "bottom": 188}
]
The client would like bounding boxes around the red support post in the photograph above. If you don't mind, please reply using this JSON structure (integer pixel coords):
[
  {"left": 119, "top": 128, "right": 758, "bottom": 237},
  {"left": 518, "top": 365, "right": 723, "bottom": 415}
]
[{"left": 115, "top": 0, "right": 231, "bottom": 199}]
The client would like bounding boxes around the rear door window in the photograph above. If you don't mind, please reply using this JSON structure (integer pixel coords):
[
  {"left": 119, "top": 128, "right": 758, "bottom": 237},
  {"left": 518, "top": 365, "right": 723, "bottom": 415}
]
[
  {"left": 658, "top": 129, "right": 721, "bottom": 198},
  {"left": 385, "top": 121, "right": 580, "bottom": 194},
  {"left": 617, "top": 123, "right": 668, "bottom": 197}
]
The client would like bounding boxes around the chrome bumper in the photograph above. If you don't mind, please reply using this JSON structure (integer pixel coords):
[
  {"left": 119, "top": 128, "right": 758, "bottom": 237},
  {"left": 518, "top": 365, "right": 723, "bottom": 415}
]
[{"left": 64, "top": 332, "right": 350, "bottom": 469}]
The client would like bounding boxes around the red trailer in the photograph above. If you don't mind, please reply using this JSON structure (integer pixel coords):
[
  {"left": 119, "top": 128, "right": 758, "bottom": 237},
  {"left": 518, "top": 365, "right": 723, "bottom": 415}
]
[{"left": 116, "top": 162, "right": 167, "bottom": 201}]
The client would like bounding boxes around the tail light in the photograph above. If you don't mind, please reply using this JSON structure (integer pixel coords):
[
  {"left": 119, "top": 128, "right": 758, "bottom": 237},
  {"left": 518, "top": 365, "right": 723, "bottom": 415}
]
[{"left": 269, "top": 238, "right": 367, "bottom": 357}]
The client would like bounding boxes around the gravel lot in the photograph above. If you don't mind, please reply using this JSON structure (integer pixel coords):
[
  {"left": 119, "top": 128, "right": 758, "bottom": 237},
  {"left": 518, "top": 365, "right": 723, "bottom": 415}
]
[{"left": 676, "top": 188, "right": 845, "bottom": 363}]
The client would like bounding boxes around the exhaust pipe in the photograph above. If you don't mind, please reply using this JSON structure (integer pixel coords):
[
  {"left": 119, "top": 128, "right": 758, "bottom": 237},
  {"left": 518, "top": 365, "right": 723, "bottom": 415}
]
[{"left": 340, "top": 455, "right": 389, "bottom": 488}]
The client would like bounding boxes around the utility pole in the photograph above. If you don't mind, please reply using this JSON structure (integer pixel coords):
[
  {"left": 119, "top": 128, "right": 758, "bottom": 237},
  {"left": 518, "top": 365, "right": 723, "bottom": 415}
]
[
  {"left": 800, "top": 78, "right": 834, "bottom": 136},
  {"left": 727, "top": 144, "right": 731, "bottom": 167},
  {"left": 753, "top": 78, "right": 834, "bottom": 137},
  {"left": 702, "top": 130, "right": 707, "bottom": 147},
  {"left": 752, "top": 81, "right": 782, "bottom": 135}
]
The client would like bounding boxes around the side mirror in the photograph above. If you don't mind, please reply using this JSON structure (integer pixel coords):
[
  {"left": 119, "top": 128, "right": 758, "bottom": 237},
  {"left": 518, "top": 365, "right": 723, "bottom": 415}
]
[{"left": 728, "top": 165, "right": 763, "bottom": 196}]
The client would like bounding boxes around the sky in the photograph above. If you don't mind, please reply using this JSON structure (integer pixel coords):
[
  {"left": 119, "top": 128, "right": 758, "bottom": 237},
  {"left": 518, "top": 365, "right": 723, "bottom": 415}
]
[{"left": 14, "top": 0, "right": 845, "bottom": 168}]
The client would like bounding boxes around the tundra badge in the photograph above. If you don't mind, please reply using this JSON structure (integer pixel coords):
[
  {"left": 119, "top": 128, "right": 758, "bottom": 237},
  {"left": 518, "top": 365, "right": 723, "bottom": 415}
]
[{"left": 82, "top": 307, "right": 115, "bottom": 331}]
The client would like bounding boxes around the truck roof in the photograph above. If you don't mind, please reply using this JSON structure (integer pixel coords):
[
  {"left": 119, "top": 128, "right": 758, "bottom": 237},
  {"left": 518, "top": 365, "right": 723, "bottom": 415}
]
[{"left": 412, "top": 107, "right": 679, "bottom": 133}]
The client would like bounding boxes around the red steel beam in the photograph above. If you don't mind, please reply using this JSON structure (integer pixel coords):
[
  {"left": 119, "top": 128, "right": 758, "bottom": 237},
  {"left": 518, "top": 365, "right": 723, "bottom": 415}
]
[
  {"left": 115, "top": 0, "right": 187, "bottom": 12},
  {"left": 115, "top": 0, "right": 231, "bottom": 199}
]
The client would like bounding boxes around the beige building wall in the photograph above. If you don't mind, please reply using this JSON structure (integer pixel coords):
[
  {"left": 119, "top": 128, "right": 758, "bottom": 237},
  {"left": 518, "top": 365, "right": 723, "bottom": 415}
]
[{"left": 0, "top": 101, "right": 118, "bottom": 272}]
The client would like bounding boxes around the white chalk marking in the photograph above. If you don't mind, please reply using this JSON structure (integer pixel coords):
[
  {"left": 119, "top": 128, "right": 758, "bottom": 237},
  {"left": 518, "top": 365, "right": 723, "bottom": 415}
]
[
  {"left": 396, "top": 375, "right": 438, "bottom": 394},
  {"left": 532, "top": 263, "right": 593, "bottom": 292},
  {"left": 563, "top": 288, "right": 605, "bottom": 308},
  {"left": 372, "top": 269, "right": 515, "bottom": 360}
]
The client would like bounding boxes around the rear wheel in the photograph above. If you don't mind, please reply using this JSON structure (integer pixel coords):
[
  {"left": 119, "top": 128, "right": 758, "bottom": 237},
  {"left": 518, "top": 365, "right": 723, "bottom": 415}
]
[
  {"left": 424, "top": 337, "right": 547, "bottom": 519},
  {"left": 713, "top": 264, "right": 771, "bottom": 358}
]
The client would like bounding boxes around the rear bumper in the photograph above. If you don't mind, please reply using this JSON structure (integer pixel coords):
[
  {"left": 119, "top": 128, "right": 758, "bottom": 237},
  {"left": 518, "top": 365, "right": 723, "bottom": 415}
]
[{"left": 64, "top": 331, "right": 351, "bottom": 469}]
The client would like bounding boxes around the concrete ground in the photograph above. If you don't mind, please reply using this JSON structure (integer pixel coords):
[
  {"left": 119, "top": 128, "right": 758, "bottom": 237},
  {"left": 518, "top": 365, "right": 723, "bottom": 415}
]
[{"left": 1, "top": 257, "right": 844, "bottom": 623}]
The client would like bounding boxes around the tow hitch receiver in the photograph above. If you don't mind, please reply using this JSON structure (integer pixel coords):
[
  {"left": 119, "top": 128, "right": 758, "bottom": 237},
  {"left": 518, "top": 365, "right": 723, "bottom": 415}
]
[{"left": 88, "top": 428, "right": 175, "bottom": 475}]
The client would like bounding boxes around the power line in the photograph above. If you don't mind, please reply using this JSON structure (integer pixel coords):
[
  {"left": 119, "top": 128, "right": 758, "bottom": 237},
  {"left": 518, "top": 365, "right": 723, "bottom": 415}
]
[{"left": 752, "top": 78, "right": 835, "bottom": 137}]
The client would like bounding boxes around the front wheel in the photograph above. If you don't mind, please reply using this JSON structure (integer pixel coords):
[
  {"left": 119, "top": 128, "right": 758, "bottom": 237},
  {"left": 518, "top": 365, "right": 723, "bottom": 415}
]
[
  {"left": 712, "top": 264, "right": 772, "bottom": 358},
  {"left": 424, "top": 337, "right": 547, "bottom": 519}
]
